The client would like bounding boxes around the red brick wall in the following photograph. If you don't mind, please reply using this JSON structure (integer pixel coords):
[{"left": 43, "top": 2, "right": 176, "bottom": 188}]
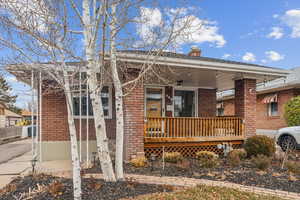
[
  {"left": 223, "top": 99, "right": 235, "bottom": 116},
  {"left": 42, "top": 90, "right": 116, "bottom": 142},
  {"left": 256, "top": 89, "right": 295, "bottom": 130},
  {"left": 123, "top": 84, "right": 144, "bottom": 160},
  {"left": 235, "top": 79, "right": 257, "bottom": 137},
  {"left": 198, "top": 88, "right": 216, "bottom": 117}
]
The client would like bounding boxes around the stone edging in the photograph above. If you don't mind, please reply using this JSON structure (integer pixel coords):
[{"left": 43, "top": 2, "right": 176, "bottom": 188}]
[
  {"left": 31, "top": 168, "right": 300, "bottom": 200},
  {"left": 85, "top": 173, "right": 300, "bottom": 200}
]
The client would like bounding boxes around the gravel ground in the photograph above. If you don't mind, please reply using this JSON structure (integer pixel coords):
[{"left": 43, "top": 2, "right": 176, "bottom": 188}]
[
  {"left": 86, "top": 158, "right": 300, "bottom": 193},
  {"left": 0, "top": 174, "right": 174, "bottom": 200}
]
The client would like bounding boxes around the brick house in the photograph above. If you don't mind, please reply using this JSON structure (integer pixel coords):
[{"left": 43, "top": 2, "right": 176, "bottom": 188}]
[
  {"left": 7, "top": 48, "right": 289, "bottom": 161},
  {"left": 217, "top": 66, "right": 300, "bottom": 135}
]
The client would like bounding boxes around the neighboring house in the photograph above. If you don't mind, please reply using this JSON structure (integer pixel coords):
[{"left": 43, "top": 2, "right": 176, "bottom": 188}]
[
  {"left": 217, "top": 67, "right": 300, "bottom": 135},
  {"left": 0, "top": 103, "right": 6, "bottom": 128},
  {"left": 21, "top": 110, "right": 37, "bottom": 123},
  {"left": 0, "top": 109, "right": 22, "bottom": 127},
  {"left": 7, "top": 47, "right": 289, "bottom": 162}
]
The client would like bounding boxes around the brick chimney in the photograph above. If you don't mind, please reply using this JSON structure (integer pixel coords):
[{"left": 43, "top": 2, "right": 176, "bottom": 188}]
[{"left": 188, "top": 46, "right": 201, "bottom": 57}]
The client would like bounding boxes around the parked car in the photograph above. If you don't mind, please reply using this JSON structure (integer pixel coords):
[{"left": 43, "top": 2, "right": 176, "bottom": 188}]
[{"left": 275, "top": 126, "right": 300, "bottom": 151}]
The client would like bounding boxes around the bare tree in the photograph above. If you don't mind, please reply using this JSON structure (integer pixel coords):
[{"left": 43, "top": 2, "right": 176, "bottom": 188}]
[
  {"left": 105, "top": 0, "right": 202, "bottom": 180},
  {"left": 0, "top": 1, "right": 83, "bottom": 199}
]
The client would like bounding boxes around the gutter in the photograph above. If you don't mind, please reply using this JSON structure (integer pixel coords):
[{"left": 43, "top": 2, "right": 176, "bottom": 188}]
[{"left": 117, "top": 53, "right": 291, "bottom": 77}]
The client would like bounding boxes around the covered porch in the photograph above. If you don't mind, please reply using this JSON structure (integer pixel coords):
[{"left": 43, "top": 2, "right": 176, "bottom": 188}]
[{"left": 118, "top": 49, "right": 289, "bottom": 159}]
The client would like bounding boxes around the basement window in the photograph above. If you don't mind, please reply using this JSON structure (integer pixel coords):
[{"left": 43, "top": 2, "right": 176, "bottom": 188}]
[{"left": 72, "top": 86, "right": 112, "bottom": 119}]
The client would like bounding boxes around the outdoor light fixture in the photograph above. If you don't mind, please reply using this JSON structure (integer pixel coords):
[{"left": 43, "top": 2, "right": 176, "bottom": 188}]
[
  {"left": 176, "top": 80, "right": 183, "bottom": 86},
  {"left": 150, "top": 153, "right": 156, "bottom": 171},
  {"left": 31, "top": 158, "right": 38, "bottom": 174}
]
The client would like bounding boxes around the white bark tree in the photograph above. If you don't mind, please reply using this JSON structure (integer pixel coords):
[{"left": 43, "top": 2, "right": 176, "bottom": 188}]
[
  {"left": 109, "top": 1, "right": 124, "bottom": 180},
  {"left": 0, "top": 1, "right": 83, "bottom": 199},
  {"left": 105, "top": 0, "right": 202, "bottom": 180}
]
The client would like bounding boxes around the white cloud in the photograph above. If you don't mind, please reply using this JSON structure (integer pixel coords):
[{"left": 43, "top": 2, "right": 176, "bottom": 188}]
[
  {"left": 222, "top": 54, "right": 231, "bottom": 59},
  {"left": 273, "top": 14, "right": 279, "bottom": 19},
  {"left": 242, "top": 52, "right": 256, "bottom": 62},
  {"left": 6, "top": 75, "right": 17, "bottom": 83},
  {"left": 265, "top": 51, "right": 284, "bottom": 61},
  {"left": 136, "top": 7, "right": 162, "bottom": 44},
  {"left": 136, "top": 7, "right": 226, "bottom": 48},
  {"left": 267, "top": 27, "right": 284, "bottom": 39},
  {"left": 281, "top": 9, "right": 300, "bottom": 38}
]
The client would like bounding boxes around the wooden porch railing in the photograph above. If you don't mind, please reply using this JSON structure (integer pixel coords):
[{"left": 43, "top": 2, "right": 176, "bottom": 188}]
[{"left": 144, "top": 117, "right": 245, "bottom": 143}]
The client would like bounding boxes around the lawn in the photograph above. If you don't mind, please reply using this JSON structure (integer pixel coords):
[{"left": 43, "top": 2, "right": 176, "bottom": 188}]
[{"left": 133, "top": 184, "right": 285, "bottom": 200}]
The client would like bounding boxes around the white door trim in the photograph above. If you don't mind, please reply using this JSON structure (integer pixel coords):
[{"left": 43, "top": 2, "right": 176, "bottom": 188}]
[{"left": 173, "top": 87, "right": 198, "bottom": 117}]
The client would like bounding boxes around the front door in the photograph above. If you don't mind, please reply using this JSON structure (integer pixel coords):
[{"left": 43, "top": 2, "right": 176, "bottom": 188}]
[
  {"left": 145, "top": 87, "right": 164, "bottom": 117},
  {"left": 174, "top": 90, "right": 196, "bottom": 117}
]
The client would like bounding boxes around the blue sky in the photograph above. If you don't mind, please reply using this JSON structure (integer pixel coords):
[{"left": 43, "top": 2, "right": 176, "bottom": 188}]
[{"left": 3, "top": 0, "right": 300, "bottom": 108}]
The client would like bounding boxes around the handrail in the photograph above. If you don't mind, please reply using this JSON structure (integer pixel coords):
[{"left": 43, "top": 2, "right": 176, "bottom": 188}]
[{"left": 144, "top": 117, "right": 244, "bottom": 140}]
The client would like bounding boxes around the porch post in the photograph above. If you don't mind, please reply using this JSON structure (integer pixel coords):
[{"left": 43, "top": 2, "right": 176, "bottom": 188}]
[
  {"left": 124, "top": 83, "right": 145, "bottom": 160},
  {"left": 198, "top": 88, "right": 217, "bottom": 117},
  {"left": 234, "top": 79, "right": 257, "bottom": 137}
]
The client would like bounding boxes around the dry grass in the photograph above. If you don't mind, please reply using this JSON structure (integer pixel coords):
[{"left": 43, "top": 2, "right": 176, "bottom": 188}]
[{"left": 131, "top": 185, "right": 285, "bottom": 200}]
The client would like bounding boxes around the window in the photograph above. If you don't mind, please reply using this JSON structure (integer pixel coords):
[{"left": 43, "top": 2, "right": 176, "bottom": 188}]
[
  {"left": 217, "top": 108, "right": 224, "bottom": 116},
  {"left": 268, "top": 102, "right": 278, "bottom": 116},
  {"left": 73, "top": 86, "right": 112, "bottom": 118}
]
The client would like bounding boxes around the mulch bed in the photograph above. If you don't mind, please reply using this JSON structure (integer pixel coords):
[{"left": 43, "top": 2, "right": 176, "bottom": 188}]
[
  {"left": 0, "top": 174, "right": 174, "bottom": 200},
  {"left": 86, "top": 158, "right": 300, "bottom": 193}
]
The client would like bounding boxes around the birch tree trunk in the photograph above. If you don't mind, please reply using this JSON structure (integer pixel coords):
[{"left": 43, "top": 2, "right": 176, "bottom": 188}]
[
  {"left": 82, "top": 0, "right": 116, "bottom": 182},
  {"left": 110, "top": 2, "right": 125, "bottom": 180},
  {"left": 63, "top": 70, "right": 82, "bottom": 200}
]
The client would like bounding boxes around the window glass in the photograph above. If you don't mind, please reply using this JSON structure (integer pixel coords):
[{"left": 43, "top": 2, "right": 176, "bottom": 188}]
[
  {"left": 73, "top": 86, "right": 110, "bottom": 117},
  {"left": 268, "top": 102, "right": 278, "bottom": 116}
]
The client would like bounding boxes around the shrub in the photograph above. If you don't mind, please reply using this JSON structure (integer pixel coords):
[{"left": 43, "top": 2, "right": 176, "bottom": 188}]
[
  {"left": 285, "top": 161, "right": 300, "bottom": 175},
  {"left": 251, "top": 154, "right": 271, "bottom": 171},
  {"left": 196, "top": 151, "right": 219, "bottom": 169},
  {"left": 244, "top": 135, "right": 275, "bottom": 157},
  {"left": 228, "top": 149, "right": 247, "bottom": 160},
  {"left": 284, "top": 96, "right": 300, "bottom": 126},
  {"left": 227, "top": 152, "right": 241, "bottom": 167},
  {"left": 164, "top": 152, "right": 183, "bottom": 163},
  {"left": 130, "top": 156, "right": 147, "bottom": 168}
]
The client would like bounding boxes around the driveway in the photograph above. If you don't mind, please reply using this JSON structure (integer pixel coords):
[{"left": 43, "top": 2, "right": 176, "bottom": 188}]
[{"left": 0, "top": 139, "right": 31, "bottom": 164}]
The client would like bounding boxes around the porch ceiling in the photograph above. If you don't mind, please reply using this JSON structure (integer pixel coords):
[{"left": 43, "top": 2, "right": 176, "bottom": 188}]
[{"left": 164, "top": 67, "right": 281, "bottom": 91}]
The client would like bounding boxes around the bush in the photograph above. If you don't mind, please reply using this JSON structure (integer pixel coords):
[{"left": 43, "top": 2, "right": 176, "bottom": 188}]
[
  {"left": 196, "top": 151, "right": 219, "bottom": 169},
  {"left": 284, "top": 96, "right": 300, "bottom": 126},
  {"left": 164, "top": 152, "right": 183, "bottom": 163},
  {"left": 251, "top": 154, "right": 271, "bottom": 171},
  {"left": 285, "top": 161, "right": 300, "bottom": 175},
  {"left": 244, "top": 135, "right": 275, "bottom": 157},
  {"left": 228, "top": 149, "right": 247, "bottom": 160},
  {"left": 130, "top": 156, "right": 147, "bottom": 168},
  {"left": 227, "top": 152, "right": 240, "bottom": 167}
]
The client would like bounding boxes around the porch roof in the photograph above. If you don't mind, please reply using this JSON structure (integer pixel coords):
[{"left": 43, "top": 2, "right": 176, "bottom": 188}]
[{"left": 6, "top": 50, "right": 290, "bottom": 91}]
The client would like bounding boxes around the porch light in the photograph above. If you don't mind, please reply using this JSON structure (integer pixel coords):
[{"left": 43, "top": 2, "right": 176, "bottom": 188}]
[{"left": 176, "top": 80, "right": 183, "bottom": 86}]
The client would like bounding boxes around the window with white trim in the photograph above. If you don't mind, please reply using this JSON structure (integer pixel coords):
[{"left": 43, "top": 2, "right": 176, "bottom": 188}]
[
  {"left": 267, "top": 102, "right": 278, "bottom": 116},
  {"left": 73, "top": 86, "right": 112, "bottom": 118}
]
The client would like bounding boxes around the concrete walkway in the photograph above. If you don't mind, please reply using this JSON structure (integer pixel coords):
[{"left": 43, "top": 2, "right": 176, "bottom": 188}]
[
  {"left": 0, "top": 151, "right": 32, "bottom": 189},
  {"left": 0, "top": 139, "right": 31, "bottom": 164}
]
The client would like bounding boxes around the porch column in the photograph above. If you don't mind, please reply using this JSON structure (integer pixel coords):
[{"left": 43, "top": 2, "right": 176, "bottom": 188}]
[
  {"left": 124, "top": 83, "right": 145, "bottom": 160},
  {"left": 235, "top": 79, "right": 257, "bottom": 137},
  {"left": 198, "top": 88, "right": 217, "bottom": 117}
]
